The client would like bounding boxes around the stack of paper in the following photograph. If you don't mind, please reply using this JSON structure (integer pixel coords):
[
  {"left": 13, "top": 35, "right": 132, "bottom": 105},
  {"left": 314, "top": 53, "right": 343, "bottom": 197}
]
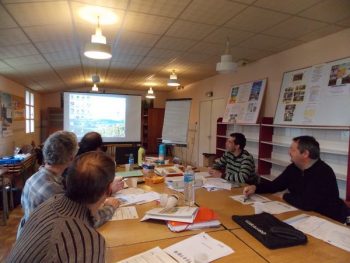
[
  {"left": 117, "top": 232, "right": 234, "bottom": 263},
  {"left": 230, "top": 194, "right": 271, "bottom": 205},
  {"left": 285, "top": 214, "right": 350, "bottom": 252},
  {"left": 167, "top": 207, "right": 220, "bottom": 232},
  {"left": 141, "top": 206, "right": 198, "bottom": 223},
  {"left": 254, "top": 201, "right": 297, "bottom": 214},
  {"left": 110, "top": 206, "right": 139, "bottom": 221},
  {"left": 115, "top": 191, "right": 160, "bottom": 206},
  {"left": 202, "top": 178, "right": 232, "bottom": 191}
]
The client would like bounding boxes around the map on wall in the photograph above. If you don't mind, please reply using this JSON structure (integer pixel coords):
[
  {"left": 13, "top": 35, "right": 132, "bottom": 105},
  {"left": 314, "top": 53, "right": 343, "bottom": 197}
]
[
  {"left": 223, "top": 78, "right": 267, "bottom": 124},
  {"left": 274, "top": 57, "right": 350, "bottom": 126}
]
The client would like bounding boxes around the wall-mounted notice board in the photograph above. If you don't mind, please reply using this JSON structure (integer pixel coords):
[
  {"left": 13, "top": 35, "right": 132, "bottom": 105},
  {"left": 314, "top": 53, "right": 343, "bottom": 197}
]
[{"left": 274, "top": 57, "right": 350, "bottom": 126}]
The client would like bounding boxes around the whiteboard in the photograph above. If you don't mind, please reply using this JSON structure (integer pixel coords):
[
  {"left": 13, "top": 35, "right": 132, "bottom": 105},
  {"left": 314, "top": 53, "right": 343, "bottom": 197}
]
[
  {"left": 223, "top": 78, "right": 267, "bottom": 124},
  {"left": 274, "top": 57, "right": 350, "bottom": 126},
  {"left": 162, "top": 99, "right": 192, "bottom": 145}
]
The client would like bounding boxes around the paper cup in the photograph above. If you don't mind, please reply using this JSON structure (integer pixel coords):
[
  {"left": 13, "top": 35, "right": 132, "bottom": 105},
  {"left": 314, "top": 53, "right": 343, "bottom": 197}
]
[
  {"left": 129, "top": 177, "right": 138, "bottom": 188},
  {"left": 125, "top": 164, "right": 131, "bottom": 171},
  {"left": 159, "top": 194, "right": 169, "bottom": 207},
  {"left": 165, "top": 194, "right": 178, "bottom": 209}
]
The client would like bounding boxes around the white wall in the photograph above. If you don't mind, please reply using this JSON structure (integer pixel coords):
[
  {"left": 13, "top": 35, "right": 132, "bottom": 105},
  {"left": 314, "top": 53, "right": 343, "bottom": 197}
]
[
  {"left": 167, "top": 28, "right": 350, "bottom": 166},
  {"left": 0, "top": 75, "right": 41, "bottom": 156}
]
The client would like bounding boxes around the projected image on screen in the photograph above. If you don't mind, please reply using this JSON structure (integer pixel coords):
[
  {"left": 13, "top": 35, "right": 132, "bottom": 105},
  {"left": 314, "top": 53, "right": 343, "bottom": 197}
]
[{"left": 69, "top": 94, "right": 126, "bottom": 138}]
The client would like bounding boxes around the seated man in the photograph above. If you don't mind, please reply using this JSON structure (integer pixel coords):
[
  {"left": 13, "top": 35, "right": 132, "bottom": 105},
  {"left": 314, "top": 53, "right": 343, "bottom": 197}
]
[
  {"left": 243, "top": 135, "right": 350, "bottom": 223},
  {"left": 76, "top": 131, "right": 106, "bottom": 156},
  {"left": 18, "top": 131, "right": 119, "bottom": 236},
  {"left": 7, "top": 151, "right": 116, "bottom": 262},
  {"left": 209, "top": 132, "right": 258, "bottom": 184}
]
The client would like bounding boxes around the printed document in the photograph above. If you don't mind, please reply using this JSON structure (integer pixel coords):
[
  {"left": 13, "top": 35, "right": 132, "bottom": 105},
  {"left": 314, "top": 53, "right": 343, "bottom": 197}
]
[
  {"left": 117, "top": 246, "right": 177, "bottom": 263},
  {"left": 255, "top": 201, "right": 297, "bottom": 214},
  {"left": 203, "top": 178, "right": 232, "bottom": 191},
  {"left": 230, "top": 194, "right": 271, "bottom": 205},
  {"left": 110, "top": 206, "right": 138, "bottom": 221},
  {"left": 116, "top": 191, "right": 160, "bottom": 206},
  {"left": 164, "top": 232, "right": 234, "bottom": 263}
]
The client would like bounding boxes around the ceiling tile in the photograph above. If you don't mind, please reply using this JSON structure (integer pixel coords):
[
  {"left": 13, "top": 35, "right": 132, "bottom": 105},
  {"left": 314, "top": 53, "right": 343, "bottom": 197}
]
[
  {"left": 263, "top": 17, "right": 328, "bottom": 39},
  {"left": 129, "top": 0, "right": 190, "bottom": 18},
  {"left": 4, "top": 54, "right": 46, "bottom": 67},
  {"left": 24, "top": 25, "right": 74, "bottom": 43},
  {"left": 188, "top": 42, "right": 224, "bottom": 56},
  {"left": 269, "top": 39, "right": 305, "bottom": 53},
  {"left": 113, "top": 44, "right": 151, "bottom": 57},
  {"left": 166, "top": 20, "right": 216, "bottom": 40},
  {"left": 297, "top": 25, "right": 345, "bottom": 42},
  {"left": 336, "top": 17, "right": 350, "bottom": 27},
  {"left": 225, "top": 6, "right": 290, "bottom": 32},
  {"left": 43, "top": 50, "right": 81, "bottom": 62},
  {"left": 238, "top": 34, "right": 288, "bottom": 50},
  {"left": 231, "top": 0, "right": 256, "bottom": 4},
  {"left": 147, "top": 48, "right": 182, "bottom": 60},
  {"left": 5, "top": 1, "right": 71, "bottom": 27},
  {"left": 155, "top": 36, "right": 196, "bottom": 51},
  {"left": 123, "top": 12, "right": 174, "bottom": 35},
  {"left": 35, "top": 39, "right": 77, "bottom": 54},
  {"left": 179, "top": 52, "right": 214, "bottom": 63},
  {"left": 0, "top": 6, "right": 17, "bottom": 29},
  {"left": 0, "top": 43, "right": 38, "bottom": 59},
  {"left": 49, "top": 59, "right": 81, "bottom": 69},
  {"left": 253, "top": 0, "right": 321, "bottom": 14},
  {"left": 299, "top": 0, "right": 350, "bottom": 23},
  {"left": 0, "top": 28, "right": 30, "bottom": 46},
  {"left": 180, "top": 0, "right": 247, "bottom": 25},
  {"left": 118, "top": 30, "right": 160, "bottom": 48},
  {"left": 203, "top": 27, "right": 254, "bottom": 45},
  {"left": 72, "top": 0, "right": 129, "bottom": 9}
]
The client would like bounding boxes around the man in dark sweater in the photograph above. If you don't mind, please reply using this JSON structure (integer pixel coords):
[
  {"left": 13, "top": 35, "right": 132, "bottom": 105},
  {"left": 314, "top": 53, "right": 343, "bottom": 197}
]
[
  {"left": 243, "top": 135, "right": 349, "bottom": 223},
  {"left": 7, "top": 151, "right": 117, "bottom": 262}
]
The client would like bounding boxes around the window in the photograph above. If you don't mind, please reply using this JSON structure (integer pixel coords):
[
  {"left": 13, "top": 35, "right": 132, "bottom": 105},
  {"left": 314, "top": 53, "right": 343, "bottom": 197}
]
[{"left": 25, "top": 90, "right": 34, "bottom": 133}]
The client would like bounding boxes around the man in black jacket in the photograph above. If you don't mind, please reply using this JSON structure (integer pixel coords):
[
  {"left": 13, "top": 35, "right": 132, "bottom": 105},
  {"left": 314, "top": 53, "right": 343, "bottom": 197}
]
[{"left": 243, "top": 135, "right": 349, "bottom": 223}]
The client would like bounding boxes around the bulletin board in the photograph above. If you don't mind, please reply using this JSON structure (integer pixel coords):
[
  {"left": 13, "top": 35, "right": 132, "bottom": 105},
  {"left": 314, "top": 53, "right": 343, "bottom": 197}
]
[
  {"left": 274, "top": 57, "right": 350, "bottom": 126},
  {"left": 222, "top": 78, "right": 267, "bottom": 124}
]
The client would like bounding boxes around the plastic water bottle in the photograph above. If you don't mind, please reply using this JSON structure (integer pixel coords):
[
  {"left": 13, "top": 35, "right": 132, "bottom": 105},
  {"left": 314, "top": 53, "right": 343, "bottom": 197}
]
[
  {"left": 128, "top": 153, "right": 134, "bottom": 170},
  {"left": 158, "top": 143, "right": 166, "bottom": 161},
  {"left": 138, "top": 146, "right": 145, "bottom": 167},
  {"left": 184, "top": 166, "right": 195, "bottom": 206}
]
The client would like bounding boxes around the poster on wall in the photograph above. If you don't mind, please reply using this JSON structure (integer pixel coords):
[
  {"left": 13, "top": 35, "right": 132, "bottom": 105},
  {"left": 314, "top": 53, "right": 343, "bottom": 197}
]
[
  {"left": 222, "top": 78, "right": 267, "bottom": 124},
  {"left": 274, "top": 57, "right": 350, "bottom": 126},
  {"left": 0, "top": 92, "right": 13, "bottom": 137},
  {"left": 12, "top": 95, "right": 25, "bottom": 121}
]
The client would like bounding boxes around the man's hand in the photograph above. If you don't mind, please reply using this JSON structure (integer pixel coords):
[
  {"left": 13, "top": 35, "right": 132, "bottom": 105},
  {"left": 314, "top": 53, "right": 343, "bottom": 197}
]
[
  {"left": 111, "top": 177, "right": 125, "bottom": 193},
  {"left": 208, "top": 167, "right": 222, "bottom": 178},
  {"left": 104, "top": 197, "right": 120, "bottom": 209},
  {"left": 243, "top": 185, "right": 257, "bottom": 197}
]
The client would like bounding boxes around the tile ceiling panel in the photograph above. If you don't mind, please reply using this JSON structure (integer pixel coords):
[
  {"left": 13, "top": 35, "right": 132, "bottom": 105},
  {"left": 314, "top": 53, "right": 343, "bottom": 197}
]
[
  {"left": 43, "top": 50, "right": 81, "bottom": 62},
  {"left": 111, "top": 54, "right": 144, "bottom": 64},
  {"left": 0, "top": 6, "right": 17, "bottom": 29},
  {"left": 188, "top": 42, "right": 225, "bottom": 56},
  {"left": 110, "top": 60, "right": 139, "bottom": 70},
  {"left": 123, "top": 12, "right": 174, "bottom": 35},
  {"left": 147, "top": 48, "right": 182, "bottom": 60},
  {"left": 24, "top": 25, "right": 74, "bottom": 43},
  {"left": 297, "top": 25, "right": 345, "bottom": 42},
  {"left": 113, "top": 44, "right": 151, "bottom": 57},
  {"left": 203, "top": 27, "right": 254, "bottom": 45},
  {"left": 0, "top": 28, "right": 30, "bottom": 46},
  {"left": 129, "top": 0, "right": 191, "bottom": 18},
  {"left": 118, "top": 31, "right": 160, "bottom": 48},
  {"left": 4, "top": 54, "right": 46, "bottom": 67},
  {"left": 232, "top": 0, "right": 256, "bottom": 4},
  {"left": 179, "top": 52, "right": 214, "bottom": 63},
  {"left": 180, "top": 0, "right": 247, "bottom": 25},
  {"left": 0, "top": 43, "right": 38, "bottom": 59},
  {"left": 253, "top": 0, "right": 322, "bottom": 14},
  {"left": 5, "top": 1, "right": 72, "bottom": 27},
  {"left": 238, "top": 34, "right": 289, "bottom": 51},
  {"left": 299, "top": 0, "right": 350, "bottom": 23},
  {"left": 336, "top": 17, "right": 350, "bottom": 27},
  {"left": 263, "top": 17, "right": 328, "bottom": 39},
  {"left": 49, "top": 59, "right": 82, "bottom": 69},
  {"left": 269, "top": 39, "right": 305, "bottom": 53},
  {"left": 166, "top": 20, "right": 216, "bottom": 40},
  {"left": 73, "top": 0, "right": 129, "bottom": 9},
  {"left": 225, "top": 6, "right": 290, "bottom": 32},
  {"left": 155, "top": 36, "right": 196, "bottom": 51},
  {"left": 35, "top": 40, "right": 77, "bottom": 54}
]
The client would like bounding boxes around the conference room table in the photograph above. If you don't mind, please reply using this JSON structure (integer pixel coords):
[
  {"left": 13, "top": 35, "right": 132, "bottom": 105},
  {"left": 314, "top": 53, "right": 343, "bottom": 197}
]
[{"left": 98, "top": 168, "right": 350, "bottom": 263}]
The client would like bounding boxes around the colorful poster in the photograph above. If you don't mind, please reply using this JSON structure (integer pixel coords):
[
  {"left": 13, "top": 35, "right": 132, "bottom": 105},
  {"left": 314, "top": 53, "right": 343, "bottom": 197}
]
[{"left": 223, "top": 79, "right": 267, "bottom": 124}]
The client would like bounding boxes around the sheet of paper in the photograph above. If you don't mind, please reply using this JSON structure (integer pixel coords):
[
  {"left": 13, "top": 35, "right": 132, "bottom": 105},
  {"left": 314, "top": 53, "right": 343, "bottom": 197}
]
[
  {"left": 117, "top": 246, "right": 177, "bottom": 263},
  {"left": 115, "top": 170, "right": 144, "bottom": 178},
  {"left": 203, "top": 178, "right": 232, "bottom": 191},
  {"left": 164, "top": 232, "right": 234, "bottom": 263},
  {"left": 110, "top": 206, "right": 138, "bottom": 221},
  {"left": 286, "top": 214, "right": 350, "bottom": 252},
  {"left": 255, "top": 201, "right": 297, "bottom": 214},
  {"left": 116, "top": 191, "right": 160, "bottom": 206},
  {"left": 230, "top": 194, "right": 271, "bottom": 205},
  {"left": 194, "top": 171, "right": 211, "bottom": 178}
]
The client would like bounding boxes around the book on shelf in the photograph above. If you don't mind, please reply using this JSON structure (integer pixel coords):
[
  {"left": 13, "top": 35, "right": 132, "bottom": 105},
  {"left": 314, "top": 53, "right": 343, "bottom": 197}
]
[
  {"left": 167, "top": 207, "right": 220, "bottom": 232},
  {"left": 141, "top": 206, "right": 198, "bottom": 223}
]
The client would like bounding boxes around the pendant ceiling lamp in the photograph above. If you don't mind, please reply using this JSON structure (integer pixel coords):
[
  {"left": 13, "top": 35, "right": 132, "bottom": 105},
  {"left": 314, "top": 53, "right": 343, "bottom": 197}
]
[
  {"left": 145, "top": 87, "right": 155, "bottom": 99},
  {"left": 216, "top": 38, "right": 237, "bottom": 74},
  {"left": 91, "top": 83, "right": 99, "bottom": 92},
  {"left": 84, "top": 16, "right": 112, "bottom": 60},
  {"left": 167, "top": 70, "right": 180, "bottom": 87},
  {"left": 91, "top": 74, "right": 100, "bottom": 92}
]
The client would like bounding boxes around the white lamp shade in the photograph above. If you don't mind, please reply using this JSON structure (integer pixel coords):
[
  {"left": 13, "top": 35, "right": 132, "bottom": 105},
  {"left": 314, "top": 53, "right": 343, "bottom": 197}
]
[
  {"left": 91, "top": 83, "right": 99, "bottom": 92},
  {"left": 216, "top": 54, "right": 237, "bottom": 73},
  {"left": 167, "top": 71, "right": 180, "bottom": 86},
  {"left": 146, "top": 87, "right": 155, "bottom": 99},
  {"left": 84, "top": 42, "right": 112, "bottom": 59}
]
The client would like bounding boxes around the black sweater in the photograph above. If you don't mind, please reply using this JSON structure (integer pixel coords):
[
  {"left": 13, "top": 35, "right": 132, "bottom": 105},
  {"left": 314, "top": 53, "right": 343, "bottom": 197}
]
[{"left": 256, "top": 159, "right": 348, "bottom": 223}]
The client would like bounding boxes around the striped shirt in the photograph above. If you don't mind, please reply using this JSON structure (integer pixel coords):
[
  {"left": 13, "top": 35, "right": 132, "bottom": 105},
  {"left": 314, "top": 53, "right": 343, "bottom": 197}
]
[
  {"left": 7, "top": 194, "right": 105, "bottom": 263},
  {"left": 213, "top": 150, "right": 257, "bottom": 184},
  {"left": 19, "top": 167, "right": 115, "bottom": 236}
]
